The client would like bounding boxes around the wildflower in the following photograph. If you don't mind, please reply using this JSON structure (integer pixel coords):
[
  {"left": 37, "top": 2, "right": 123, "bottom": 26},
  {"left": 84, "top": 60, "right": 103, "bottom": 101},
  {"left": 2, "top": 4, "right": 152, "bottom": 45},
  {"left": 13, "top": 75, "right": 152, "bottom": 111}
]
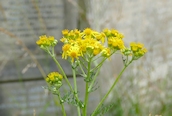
[
  {"left": 60, "top": 37, "right": 67, "bottom": 43},
  {"left": 36, "top": 35, "right": 58, "bottom": 47},
  {"left": 46, "top": 72, "right": 63, "bottom": 88},
  {"left": 62, "top": 29, "right": 69, "bottom": 36},
  {"left": 81, "top": 38, "right": 104, "bottom": 56},
  {"left": 62, "top": 44, "right": 71, "bottom": 59},
  {"left": 103, "top": 29, "right": 124, "bottom": 39},
  {"left": 108, "top": 37, "right": 125, "bottom": 50},
  {"left": 92, "top": 43, "right": 104, "bottom": 56},
  {"left": 121, "top": 48, "right": 132, "bottom": 56},
  {"left": 111, "top": 29, "right": 119, "bottom": 37},
  {"left": 74, "top": 29, "right": 81, "bottom": 36},
  {"left": 96, "top": 32, "right": 106, "bottom": 43},
  {"left": 117, "top": 33, "right": 124, "bottom": 39},
  {"left": 103, "top": 28, "right": 111, "bottom": 37},
  {"left": 102, "top": 48, "right": 111, "bottom": 57},
  {"left": 37, "top": 28, "right": 147, "bottom": 63},
  {"left": 130, "top": 42, "right": 147, "bottom": 59},
  {"left": 67, "top": 45, "right": 81, "bottom": 62},
  {"left": 68, "top": 30, "right": 75, "bottom": 38},
  {"left": 83, "top": 28, "right": 92, "bottom": 35}
]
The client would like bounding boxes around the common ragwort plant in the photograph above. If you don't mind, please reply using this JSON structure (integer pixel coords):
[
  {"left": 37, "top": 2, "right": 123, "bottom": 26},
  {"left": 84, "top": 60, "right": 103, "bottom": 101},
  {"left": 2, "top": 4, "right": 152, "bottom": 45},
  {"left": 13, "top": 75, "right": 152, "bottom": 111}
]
[{"left": 36, "top": 28, "right": 147, "bottom": 116}]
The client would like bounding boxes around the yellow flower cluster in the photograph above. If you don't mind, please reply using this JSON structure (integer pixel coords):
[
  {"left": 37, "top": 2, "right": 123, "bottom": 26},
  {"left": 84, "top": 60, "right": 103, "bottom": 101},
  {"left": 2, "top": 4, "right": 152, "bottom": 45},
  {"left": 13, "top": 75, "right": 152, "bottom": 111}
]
[
  {"left": 60, "top": 28, "right": 125, "bottom": 62},
  {"left": 130, "top": 42, "right": 147, "bottom": 58},
  {"left": 46, "top": 72, "right": 63, "bottom": 87},
  {"left": 36, "top": 28, "right": 147, "bottom": 62},
  {"left": 36, "top": 35, "right": 58, "bottom": 47}
]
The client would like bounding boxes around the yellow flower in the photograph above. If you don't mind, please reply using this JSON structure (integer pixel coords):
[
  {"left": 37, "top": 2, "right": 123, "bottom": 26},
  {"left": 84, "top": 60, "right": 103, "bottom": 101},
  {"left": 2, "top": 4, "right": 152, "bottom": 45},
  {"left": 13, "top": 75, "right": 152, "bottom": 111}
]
[
  {"left": 121, "top": 48, "right": 132, "bottom": 56},
  {"left": 46, "top": 72, "right": 63, "bottom": 84},
  {"left": 137, "top": 43, "right": 144, "bottom": 48},
  {"left": 68, "top": 30, "right": 75, "bottom": 38},
  {"left": 60, "top": 37, "right": 67, "bottom": 43},
  {"left": 108, "top": 37, "right": 125, "bottom": 50},
  {"left": 103, "top": 28, "right": 111, "bottom": 37},
  {"left": 103, "top": 28, "right": 124, "bottom": 40},
  {"left": 62, "top": 29, "right": 69, "bottom": 36},
  {"left": 62, "top": 44, "right": 71, "bottom": 59},
  {"left": 96, "top": 32, "right": 106, "bottom": 43},
  {"left": 130, "top": 42, "right": 147, "bottom": 58},
  {"left": 130, "top": 42, "right": 139, "bottom": 52},
  {"left": 74, "top": 29, "right": 80, "bottom": 35},
  {"left": 102, "top": 48, "right": 111, "bottom": 57},
  {"left": 80, "top": 37, "right": 104, "bottom": 56},
  {"left": 93, "top": 48, "right": 101, "bottom": 56},
  {"left": 36, "top": 40, "right": 43, "bottom": 45},
  {"left": 36, "top": 35, "right": 58, "bottom": 47},
  {"left": 117, "top": 33, "right": 124, "bottom": 39},
  {"left": 83, "top": 28, "right": 92, "bottom": 35},
  {"left": 49, "top": 36, "right": 55, "bottom": 41},
  {"left": 111, "top": 29, "right": 119, "bottom": 36},
  {"left": 60, "top": 28, "right": 146, "bottom": 60},
  {"left": 67, "top": 45, "right": 81, "bottom": 62}
]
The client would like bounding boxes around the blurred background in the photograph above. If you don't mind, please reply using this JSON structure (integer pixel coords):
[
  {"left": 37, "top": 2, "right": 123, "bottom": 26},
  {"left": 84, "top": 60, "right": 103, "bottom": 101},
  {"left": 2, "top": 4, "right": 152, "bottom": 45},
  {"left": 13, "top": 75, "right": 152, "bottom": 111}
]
[{"left": 0, "top": 0, "right": 172, "bottom": 116}]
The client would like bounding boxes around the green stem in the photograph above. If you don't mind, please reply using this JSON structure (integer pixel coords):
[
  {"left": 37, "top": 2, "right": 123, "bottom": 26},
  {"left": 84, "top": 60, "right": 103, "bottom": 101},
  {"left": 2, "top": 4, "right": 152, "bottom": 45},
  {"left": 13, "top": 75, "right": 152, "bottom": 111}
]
[
  {"left": 79, "top": 57, "right": 88, "bottom": 70},
  {"left": 48, "top": 49, "right": 81, "bottom": 102},
  {"left": 91, "top": 60, "right": 133, "bottom": 116},
  {"left": 57, "top": 91, "right": 66, "bottom": 116},
  {"left": 88, "top": 64, "right": 101, "bottom": 92},
  {"left": 88, "top": 57, "right": 108, "bottom": 91},
  {"left": 78, "top": 59, "right": 87, "bottom": 77},
  {"left": 83, "top": 58, "right": 92, "bottom": 116},
  {"left": 83, "top": 83, "right": 89, "bottom": 116},
  {"left": 51, "top": 55, "right": 80, "bottom": 108},
  {"left": 72, "top": 62, "right": 81, "bottom": 116},
  {"left": 91, "top": 57, "right": 106, "bottom": 72},
  {"left": 91, "top": 50, "right": 116, "bottom": 72},
  {"left": 51, "top": 56, "right": 73, "bottom": 92}
]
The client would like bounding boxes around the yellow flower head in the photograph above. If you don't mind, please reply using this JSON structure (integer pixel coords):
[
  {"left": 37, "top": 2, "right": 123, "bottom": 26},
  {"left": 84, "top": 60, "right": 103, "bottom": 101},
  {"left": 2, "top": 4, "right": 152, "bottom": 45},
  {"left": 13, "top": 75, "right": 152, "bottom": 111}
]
[
  {"left": 80, "top": 37, "right": 104, "bottom": 56},
  {"left": 96, "top": 32, "right": 106, "bottom": 43},
  {"left": 102, "top": 48, "right": 111, "bottom": 57},
  {"left": 60, "top": 28, "right": 127, "bottom": 59},
  {"left": 62, "top": 29, "right": 69, "bottom": 36},
  {"left": 74, "top": 29, "right": 81, "bottom": 35},
  {"left": 103, "top": 29, "right": 124, "bottom": 39},
  {"left": 108, "top": 37, "right": 125, "bottom": 50},
  {"left": 36, "top": 35, "right": 58, "bottom": 47},
  {"left": 83, "top": 28, "right": 92, "bottom": 35},
  {"left": 46, "top": 72, "right": 63, "bottom": 87},
  {"left": 62, "top": 44, "right": 71, "bottom": 59},
  {"left": 103, "top": 28, "right": 111, "bottom": 37},
  {"left": 37, "top": 28, "right": 147, "bottom": 69},
  {"left": 111, "top": 29, "right": 119, "bottom": 36},
  {"left": 68, "top": 30, "right": 75, "bottom": 38},
  {"left": 67, "top": 45, "right": 81, "bottom": 62},
  {"left": 130, "top": 42, "right": 147, "bottom": 58}
]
